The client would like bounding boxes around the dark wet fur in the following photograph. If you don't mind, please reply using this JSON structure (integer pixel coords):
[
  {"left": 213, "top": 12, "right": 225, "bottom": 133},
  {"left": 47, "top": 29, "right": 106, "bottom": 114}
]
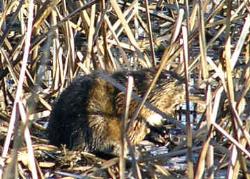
[{"left": 47, "top": 68, "right": 185, "bottom": 154}]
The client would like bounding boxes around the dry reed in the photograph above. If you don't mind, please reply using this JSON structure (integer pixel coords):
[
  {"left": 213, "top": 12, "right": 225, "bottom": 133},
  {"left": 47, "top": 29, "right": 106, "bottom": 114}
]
[{"left": 0, "top": 0, "right": 249, "bottom": 178}]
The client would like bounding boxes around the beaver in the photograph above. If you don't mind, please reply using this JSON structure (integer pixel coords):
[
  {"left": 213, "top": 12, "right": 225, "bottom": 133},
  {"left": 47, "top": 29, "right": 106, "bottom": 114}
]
[{"left": 47, "top": 68, "right": 185, "bottom": 155}]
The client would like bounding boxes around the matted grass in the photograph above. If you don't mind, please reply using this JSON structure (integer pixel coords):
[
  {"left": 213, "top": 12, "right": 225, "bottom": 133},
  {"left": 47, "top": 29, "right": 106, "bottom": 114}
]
[{"left": 0, "top": 0, "right": 249, "bottom": 178}]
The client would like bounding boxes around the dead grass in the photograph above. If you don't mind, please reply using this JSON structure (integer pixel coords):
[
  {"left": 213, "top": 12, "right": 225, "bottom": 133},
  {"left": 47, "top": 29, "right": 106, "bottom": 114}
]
[{"left": 0, "top": 0, "right": 249, "bottom": 178}]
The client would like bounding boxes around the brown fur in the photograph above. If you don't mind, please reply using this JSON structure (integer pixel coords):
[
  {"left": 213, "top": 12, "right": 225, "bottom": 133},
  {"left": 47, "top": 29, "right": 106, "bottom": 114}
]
[{"left": 47, "top": 68, "right": 185, "bottom": 154}]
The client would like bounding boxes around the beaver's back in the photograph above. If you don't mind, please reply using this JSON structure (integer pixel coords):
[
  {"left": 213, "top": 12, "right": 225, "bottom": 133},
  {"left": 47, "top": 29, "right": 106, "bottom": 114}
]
[{"left": 47, "top": 68, "right": 184, "bottom": 154}]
